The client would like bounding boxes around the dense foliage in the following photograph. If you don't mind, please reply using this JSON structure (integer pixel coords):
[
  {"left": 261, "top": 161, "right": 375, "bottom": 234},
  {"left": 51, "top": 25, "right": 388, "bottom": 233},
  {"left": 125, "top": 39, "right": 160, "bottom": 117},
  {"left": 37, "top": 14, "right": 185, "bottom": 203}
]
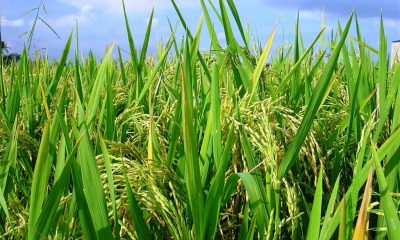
[{"left": 0, "top": 1, "right": 399, "bottom": 239}]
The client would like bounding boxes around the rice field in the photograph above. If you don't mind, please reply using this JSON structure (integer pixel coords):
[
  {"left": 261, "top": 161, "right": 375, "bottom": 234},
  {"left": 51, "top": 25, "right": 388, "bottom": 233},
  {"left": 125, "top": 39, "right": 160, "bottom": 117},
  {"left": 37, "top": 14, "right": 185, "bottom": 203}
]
[{"left": 0, "top": 0, "right": 400, "bottom": 239}]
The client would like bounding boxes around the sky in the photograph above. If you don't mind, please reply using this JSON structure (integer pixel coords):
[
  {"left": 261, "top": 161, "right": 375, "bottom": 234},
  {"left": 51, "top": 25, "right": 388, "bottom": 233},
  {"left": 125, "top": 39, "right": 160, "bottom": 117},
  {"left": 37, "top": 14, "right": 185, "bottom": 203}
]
[{"left": 1, "top": 0, "right": 399, "bottom": 60}]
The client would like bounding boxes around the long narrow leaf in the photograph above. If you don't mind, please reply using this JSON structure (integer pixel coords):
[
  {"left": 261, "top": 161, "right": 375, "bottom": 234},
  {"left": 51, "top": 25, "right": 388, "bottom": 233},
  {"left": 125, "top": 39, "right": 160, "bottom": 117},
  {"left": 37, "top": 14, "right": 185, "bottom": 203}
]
[{"left": 278, "top": 13, "right": 353, "bottom": 179}]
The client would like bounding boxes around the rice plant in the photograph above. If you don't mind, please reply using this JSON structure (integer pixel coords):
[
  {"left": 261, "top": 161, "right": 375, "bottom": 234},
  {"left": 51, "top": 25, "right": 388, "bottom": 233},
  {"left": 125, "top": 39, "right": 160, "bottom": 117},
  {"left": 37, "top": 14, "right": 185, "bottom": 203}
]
[{"left": 0, "top": 0, "right": 399, "bottom": 239}]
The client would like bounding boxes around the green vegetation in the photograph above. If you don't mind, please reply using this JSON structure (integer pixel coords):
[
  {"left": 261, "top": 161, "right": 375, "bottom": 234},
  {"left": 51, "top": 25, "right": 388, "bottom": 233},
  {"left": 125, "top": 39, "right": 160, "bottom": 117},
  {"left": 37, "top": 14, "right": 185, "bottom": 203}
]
[{"left": 0, "top": 1, "right": 399, "bottom": 239}]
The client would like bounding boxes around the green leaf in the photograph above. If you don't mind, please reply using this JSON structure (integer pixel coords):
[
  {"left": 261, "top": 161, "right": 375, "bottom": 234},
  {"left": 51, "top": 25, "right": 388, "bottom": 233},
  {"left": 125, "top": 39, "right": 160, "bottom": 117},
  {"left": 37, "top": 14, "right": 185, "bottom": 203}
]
[
  {"left": 170, "top": 0, "right": 212, "bottom": 82},
  {"left": 137, "top": 39, "right": 173, "bottom": 103},
  {"left": 199, "top": 0, "right": 221, "bottom": 51},
  {"left": 99, "top": 135, "right": 119, "bottom": 236},
  {"left": 28, "top": 121, "right": 51, "bottom": 240},
  {"left": 203, "top": 126, "right": 235, "bottom": 239},
  {"left": 211, "top": 65, "right": 222, "bottom": 167},
  {"left": 75, "top": 98, "right": 113, "bottom": 239},
  {"left": 34, "top": 135, "right": 81, "bottom": 238},
  {"left": 372, "top": 143, "right": 400, "bottom": 240},
  {"left": 0, "top": 116, "right": 18, "bottom": 190},
  {"left": 125, "top": 175, "right": 151, "bottom": 239},
  {"left": 322, "top": 126, "right": 400, "bottom": 239},
  {"left": 277, "top": 28, "right": 325, "bottom": 93},
  {"left": 0, "top": 186, "right": 10, "bottom": 222},
  {"left": 181, "top": 58, "right": 204, "bottom": 237},
  {"left": 219, "top": 0, "right": 235, "bottom": 45},
  {"left": 74, "top": 51, "right": 84, "bottom": 103},
  {"left": 139, "top": 8, "right": 154, "bottom": 71},
  {"left": 226, "top": 0, "right": 248, "bottom": 47},
  {"left": 122, "top": 0, "right": 138, "bottom": 72},
  {"left": 46, "top": 31, "right": 72, "bottom": 100},
  {"left": 306, "top": 169, "right": 323, "bottom": 240},
  {"left": 237, "top": 173, "right": 269, "bottom": 238},
  {"left": 86, "top": 44, "right": 114, "bottom": 130},
  {"left": 248, "top": 28, "right": 275, "bottom": 102},
  {"left": 377, "top": 15, "right": 387, "bottom": 111},
  {"left": 278, "top": 13, "right": 353, "bottom": 179},
  {"left": 319, "top": 174, "right": 340, "bottom": 239}
]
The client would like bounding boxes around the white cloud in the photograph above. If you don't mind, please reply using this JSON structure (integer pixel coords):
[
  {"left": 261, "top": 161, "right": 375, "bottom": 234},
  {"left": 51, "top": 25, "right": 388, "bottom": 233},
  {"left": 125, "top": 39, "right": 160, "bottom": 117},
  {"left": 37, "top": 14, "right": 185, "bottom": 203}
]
[
  {"left": 56, "top": 0, "right": 199, "bottom": 15},
  {"left": 1, "top": 16, "right": 24, "bottom": 27},
  {"left": 114, "top": 0, "right": 199, "bottom": 13},
  {"left": 147, "top": 17, "right": 159, "bottom": 27},
  {"left": 51, "top": 0, "right": 200, "bottom": 32},
  {"left": 386, "top": 20, "right": 400, "bottom": 29},
  {"left": 366, "top": 17, "right": 400, "bottom": 30},
  {"left": 299, "top": 10, "right": 324, "bottom": 21},
  {"left": 264, "top": 0, "right": 399, "bottom": 21},
  {"left": 217, "top": 32, "right": 225, "bottom": 41},
  {"left": 53, "top": 14, "right": 89, "bottom": 28},
  {"left": 81, "top": 4, "right": 93, "bottom": 13},
  {"left": 52, "top": 3, "right": 93, "bottom": 28}
]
